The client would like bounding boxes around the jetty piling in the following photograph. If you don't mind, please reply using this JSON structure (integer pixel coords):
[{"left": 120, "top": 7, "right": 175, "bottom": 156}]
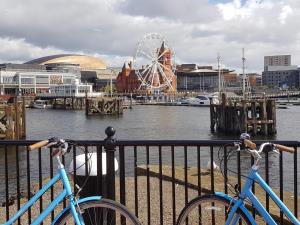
[
  {"left": 210, "top": 94, "right": 276, "bottom": 136},
  {"left": 0, "top": 97, "right": 26, "bottom": 139},
  {"left": 85, "top": 97, "right": 123, "bottom": 115},
  {"left": 51, "top": 97, "right": 85, "bottom": 110}
]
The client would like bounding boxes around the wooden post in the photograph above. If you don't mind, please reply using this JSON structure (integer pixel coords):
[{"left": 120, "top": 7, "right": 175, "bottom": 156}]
[
  {"left": 210, "top": 101, "right": 215, "bottom": 133},
  {"left": 251, "top": 101, "right": 257, "bottom": 135},
  {"left": 261, "top": 98, "right": 267, "bottom": 135},
  {"left": 85, "top": 98, "right": 89, "bottom": 116},
  {"left": 22, "top": 97, "right": 26, "bottom": 138},
  {"left": 71, "top": 97, "right": 74, "bottom": 110},
  {"left": 271, "top": 100, "right": 277, "bottom": 134},
  {"left": 14, "top": 98, "right": 20, "bottom": 140}
]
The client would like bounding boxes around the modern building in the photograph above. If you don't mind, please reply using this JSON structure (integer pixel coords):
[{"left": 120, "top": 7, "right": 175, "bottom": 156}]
[
  {"left": 26, "top": 54, "right": 117, "bottom": 91},
  {"left": 262, "top": 66, "right": 299, "bottom": 88},
  {"left": 264, "top": 55, "right": 291, "bottom": 69},
  {"left": 176, "top": 64, "right": 235, "bottom": 92},
  {"left": 262, "top": 55, "right": 299, "bottom": 88},
  {"left": 0, "top": 54, "right": 114, "bottom": 95},
  {"left": 0, "top": 63, "right": 79, "bottom": 95}
]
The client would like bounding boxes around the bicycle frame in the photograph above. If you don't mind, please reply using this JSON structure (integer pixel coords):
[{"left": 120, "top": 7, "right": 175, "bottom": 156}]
[
  {"left": 4, "top": 159, "right": 84, "bottom": 225},
  {"left": 222, "top": 165, "right": 300, "bottom": 225}
]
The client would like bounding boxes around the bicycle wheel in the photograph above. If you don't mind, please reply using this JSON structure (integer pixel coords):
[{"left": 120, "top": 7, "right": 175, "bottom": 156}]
[
  {"left": 55, "top": 198, "right": 140, "bottom": 225},
  {"left": 176, "top": 194, "right": 252, "bottom": 225}
]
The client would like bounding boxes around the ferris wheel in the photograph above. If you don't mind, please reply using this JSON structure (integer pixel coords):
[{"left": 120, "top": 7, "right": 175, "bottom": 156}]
[{"left": 133, "top": 33, "right": 176, "bottom": 91}]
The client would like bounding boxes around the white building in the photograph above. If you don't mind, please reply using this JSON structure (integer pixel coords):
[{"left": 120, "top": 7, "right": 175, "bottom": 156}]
[{"left": 0, "top": 63, "right": 79, "bottom": 95}]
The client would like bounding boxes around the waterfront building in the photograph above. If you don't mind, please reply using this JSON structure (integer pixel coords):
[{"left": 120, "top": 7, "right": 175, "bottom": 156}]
[
  {"left": 116, "top": 62, "right": 140, "bottom": 93},
  {"left": 264, "top": 55, "right": 291, "bottom": 70},
  {"left": 262, "top": 66, "right": 299, "bottom": 88},
  {"left": 237, "top": 73, "right": 260, "bottom": 87},
  {"left": 0, "top": 63, "right": 78, "bottom": 95},
  {"left": 26, "top": 54, "right": 116, "bottom": 91},
  {"left": 176, "top": 65, "right": 235, "bottom": 92},
  {"left": 0, "top": 54, "right": 114, "bottom": 95},
  {"left": 262, "top": 55, "right": 299, "bottom": 88},
  {"left": 116, "top": 43, "right": 176, "bottom": 93},
  {"left": 223, "top": 72, "right": 238, "bottom": 87}
]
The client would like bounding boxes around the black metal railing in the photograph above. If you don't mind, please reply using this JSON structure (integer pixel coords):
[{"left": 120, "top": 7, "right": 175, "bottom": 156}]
[{"left": 0, "top": 128, "right": 299, "bottom": 224}]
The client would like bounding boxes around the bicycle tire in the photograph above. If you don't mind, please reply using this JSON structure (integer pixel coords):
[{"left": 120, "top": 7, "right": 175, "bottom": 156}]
[
  {"left": 176, "top": 194, "right": 252, "bottom": 225},
  {"left": 55, "top": 198, "right": 141, "bottom": 225}
]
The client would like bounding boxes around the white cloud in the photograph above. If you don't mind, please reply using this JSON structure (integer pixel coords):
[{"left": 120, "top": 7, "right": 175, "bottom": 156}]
[
  {"left": 279, "top": 4, "right": 293, "bottom": 24},
  {"left": 0, "top": 37, "right": 64, "bottom": 63},
  {"left": 0, "top": 0, "right": 300, "bottom": 73}
]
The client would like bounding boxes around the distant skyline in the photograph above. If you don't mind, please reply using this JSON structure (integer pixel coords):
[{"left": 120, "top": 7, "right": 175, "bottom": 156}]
[{"left": 0, "top": 0, "right": 299, "bottom": 73}]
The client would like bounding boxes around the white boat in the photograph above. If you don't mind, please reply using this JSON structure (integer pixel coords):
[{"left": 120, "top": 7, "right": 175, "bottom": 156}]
[
  {"left": 32, "top": 100, "right": 48, "bottom": 109},
  {"left": 178, "top": 95, "right": 212, "bottom": 106},
  {"left": 276, "top": 98, "right": 300, "bottom": 106}
]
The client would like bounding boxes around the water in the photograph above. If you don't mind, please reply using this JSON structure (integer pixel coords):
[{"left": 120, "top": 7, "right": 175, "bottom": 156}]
[
  {"left": 25, "top": 105, "right": 300, "bottom": 141},
  {"left": 0, "top": 105, "right": 299, "bottom": 202},
  {"left": 26, "top": 106, "right": 213, "bottom": 140}
]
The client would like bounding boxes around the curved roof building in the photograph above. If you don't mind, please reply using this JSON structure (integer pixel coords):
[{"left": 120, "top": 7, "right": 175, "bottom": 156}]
[{"left": 25, "top": 54, "right": 107, "bottom": 70}]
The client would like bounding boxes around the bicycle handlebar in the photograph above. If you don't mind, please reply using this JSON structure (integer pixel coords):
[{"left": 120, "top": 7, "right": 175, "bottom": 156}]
[
  {"left": 28, "top": 140, "right": 49, "bottom": 151},
  {"left": 243, "top": 139, "right": 256, "bottom": 149},
  {"left": 274, "top": 144, "right": 294, "bottom": 153},
  {"left": 239, "top": 133, "right": 295, "bottom": 154}
]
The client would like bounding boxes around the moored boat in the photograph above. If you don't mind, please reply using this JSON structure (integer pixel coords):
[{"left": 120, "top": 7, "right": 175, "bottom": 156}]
[{"left": 31, "top": 100, "right": 49, "bottom": 109}]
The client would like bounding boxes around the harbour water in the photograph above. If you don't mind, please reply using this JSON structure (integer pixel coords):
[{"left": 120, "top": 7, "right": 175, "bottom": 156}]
[{"left": 0, "top": 105, "right": 300, "bottom": 202}]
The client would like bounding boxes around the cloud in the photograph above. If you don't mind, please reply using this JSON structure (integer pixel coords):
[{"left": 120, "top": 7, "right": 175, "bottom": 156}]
[
  {"left": 0, "top": 37, "right": 64, "bottom": 63},
  {"left": 279, "top": 4, "right": 293, "bottom": 24},
  {"left": 118, "top": 0, "right": 219, "bottom": 23},
  {"left": 0, "top": 0, "right": 300, "bottom": 73}
]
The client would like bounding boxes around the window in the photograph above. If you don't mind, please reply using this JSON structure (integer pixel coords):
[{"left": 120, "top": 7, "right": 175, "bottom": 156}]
[
  {"left": 21, "top": 77, "right": 34, "bottom": 84},
  {"left": 36, "top": 76, "right": 49, "bottom": 84}
]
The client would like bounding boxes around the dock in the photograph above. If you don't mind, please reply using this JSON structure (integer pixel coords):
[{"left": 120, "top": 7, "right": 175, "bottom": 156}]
[
  {"left": 85, "top": 97, "right": 123, "bottom": 115},
  {"left": 210, "top": 94, "right": 276, "bottom": 136},
  {"left": 0, "top": 97, "right": 26, "bottom": 139}
]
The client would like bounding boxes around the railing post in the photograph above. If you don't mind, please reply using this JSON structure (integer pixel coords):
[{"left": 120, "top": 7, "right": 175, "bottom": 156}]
[{"left": 104, "top": 126, "right": 116, "bottom": 200}]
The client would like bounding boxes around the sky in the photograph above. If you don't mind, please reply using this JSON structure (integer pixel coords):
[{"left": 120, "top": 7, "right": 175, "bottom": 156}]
[{"left": 0, "top": 0, "right": 299, "bottom": 73}]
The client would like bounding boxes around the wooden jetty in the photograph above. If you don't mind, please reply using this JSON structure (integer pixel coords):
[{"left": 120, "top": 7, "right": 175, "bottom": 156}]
[
  {"left": 51, "top": 97, "right": 85, "bottom": 110},
  {"left": 0, "top": 97, "right": 26, "bottom": 139},
  {"left": 85, "top": 97, "right": 123, "bottom": 115},
  {"left": 210, "top": 94, "right": 276, "bottom": 136}
]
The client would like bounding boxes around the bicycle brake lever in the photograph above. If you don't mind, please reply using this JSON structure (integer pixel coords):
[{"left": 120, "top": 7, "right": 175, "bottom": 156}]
[
  {"left": 233, "top": 142, "right": 241, "bottom": 151},
  {"left": 273, "top": 149, "right": 280, "bottom": 155}
]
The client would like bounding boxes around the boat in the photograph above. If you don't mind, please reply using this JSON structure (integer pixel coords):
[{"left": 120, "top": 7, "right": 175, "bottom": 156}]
[
  {"left": 31, "top": 100, "right": 49, "bottom": 109},
  {"left": 177, "top": 95, "right": 212, "bottom": 106},
  {"left": 275, "top": 98, "right": 300, "bottom": 106}
]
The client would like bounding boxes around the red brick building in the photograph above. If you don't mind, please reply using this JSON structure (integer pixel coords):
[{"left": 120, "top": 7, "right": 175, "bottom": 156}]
[
  {"left": 116, "top": 62, "right": 140, "bottom": 93},
  {"left": 116, "top": 43, "right": 176, "bottom": 93}
]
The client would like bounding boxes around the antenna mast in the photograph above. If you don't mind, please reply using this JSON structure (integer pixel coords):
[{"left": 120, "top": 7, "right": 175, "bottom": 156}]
[
  {"left": 242, "top": 48, "right": 246, "bottom": 99},
  {"left": 217, "top": 53, "right": 221, "bottom": 94}
]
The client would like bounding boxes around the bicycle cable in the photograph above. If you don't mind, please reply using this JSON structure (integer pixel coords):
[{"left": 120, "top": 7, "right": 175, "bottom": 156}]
[
  {"left": 64, "top": 140, "right": 94, "bottom": 196},
  {"left": 217, "top": 144, "right": 259, "bottom": 197}
]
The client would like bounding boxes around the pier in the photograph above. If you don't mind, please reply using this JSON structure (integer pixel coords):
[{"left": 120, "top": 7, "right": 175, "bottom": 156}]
[
  {"left": 0, "top": 97, "right": 26, "bottom": 139},
  {"left": 210, "top": 94, "right": 276, "bottom": 136},
  {"left": 85, "top": 97, "right": 123, "bottom": 115}
]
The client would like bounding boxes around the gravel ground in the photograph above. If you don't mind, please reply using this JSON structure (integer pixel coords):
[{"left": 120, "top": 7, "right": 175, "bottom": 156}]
[
  {"left": 0, "top": 176, "right": 195, "bottom": 225},
  {"left": 0, "top": 165, "right": 299, "bottom": 224}
]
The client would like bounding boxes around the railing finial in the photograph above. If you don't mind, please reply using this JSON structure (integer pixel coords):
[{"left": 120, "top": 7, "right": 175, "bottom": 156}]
[{"left": 105, "top": 126, "right": 115, "bottom": 138}]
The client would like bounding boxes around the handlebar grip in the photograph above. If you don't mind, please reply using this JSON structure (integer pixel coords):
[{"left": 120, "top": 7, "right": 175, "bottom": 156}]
[
  {"left": 244, "top": 139, "right": 256, "bottom": 149},
  {"left": 274, "top": 144, "right": 294, "bottom": 153},
  {"left": 28, "top": 140, "right": 49, "bottom": 151}
]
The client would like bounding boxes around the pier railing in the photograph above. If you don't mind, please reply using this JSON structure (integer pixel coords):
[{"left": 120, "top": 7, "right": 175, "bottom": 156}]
[{"left": 0, "top": 128, "right": 299, "bottom": 224}]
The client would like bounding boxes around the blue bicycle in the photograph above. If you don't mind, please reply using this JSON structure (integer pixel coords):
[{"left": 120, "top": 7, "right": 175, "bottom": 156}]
[
  {"left": 3, "top": 138, "right": 140, "bottom": 225},
  {"left": 176, "top": 134, "right": 300, "bottom": 225}
]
